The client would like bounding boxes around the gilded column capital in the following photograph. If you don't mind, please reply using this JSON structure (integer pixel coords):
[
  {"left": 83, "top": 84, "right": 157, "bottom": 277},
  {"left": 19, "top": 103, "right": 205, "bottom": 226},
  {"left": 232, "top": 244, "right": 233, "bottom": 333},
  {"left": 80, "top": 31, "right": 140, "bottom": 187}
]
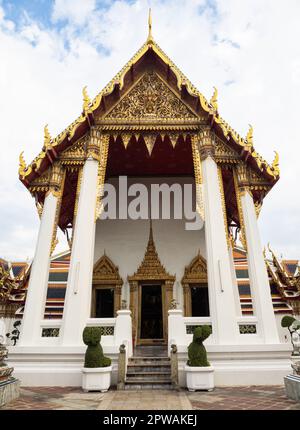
[
  {"left": 86, "top": 128, "right": 102, "bottom": 161},
  {"left": 47, "top": 162, "right": 65, "bottom": 198},
  {"left": 197, "top": 128, "right": 215, "bottom": 161},
  {"left": 235, "top": 163, "right": 250, "bottom": 191}
]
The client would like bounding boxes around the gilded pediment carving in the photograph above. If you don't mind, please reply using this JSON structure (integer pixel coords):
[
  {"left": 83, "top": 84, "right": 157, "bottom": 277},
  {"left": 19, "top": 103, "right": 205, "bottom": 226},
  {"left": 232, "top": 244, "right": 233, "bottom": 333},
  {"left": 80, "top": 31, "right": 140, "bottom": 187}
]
[
  {"left": 29, "top": 170, "right": 51, "bottom": 193},
  {"left": 215, "top": 137, "right": 239, "bottom": 163},
  {"left": 60, "top": 136, "right": 87, "bottom": 166},
  {"left": 104, "top": 71, "right": 197, "bottom": 121},
  {"left": 182, "top": 252, "right": 207, "bottom": 284},
  {"left": 93, "top": 254, "right": 123, "bottom": 285}
]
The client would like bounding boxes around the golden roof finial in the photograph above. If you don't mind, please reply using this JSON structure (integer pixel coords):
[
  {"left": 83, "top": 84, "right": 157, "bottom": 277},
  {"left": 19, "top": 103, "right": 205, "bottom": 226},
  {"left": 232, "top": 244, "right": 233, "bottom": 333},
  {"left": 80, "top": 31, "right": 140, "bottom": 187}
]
[
  {"left": 44, "top": 124, "right": 52, "bottom": 150},
  {"left": 272, "top": 151, "right": 280, "bottom": 175},
  {"left": 19, "top": 151, "right": 27, "bottom": 175},
  {"left": 147, "top": 8, "right": 153, "bottom": 44},
  {"left": 82, "top": 86, "right": 91, "bottom": 114},
  {"left": 246, "top": 124, "right": 253, "bottom": 147},
  {"left": 210, "top": 86, "right": 218, "bottom": 111}
]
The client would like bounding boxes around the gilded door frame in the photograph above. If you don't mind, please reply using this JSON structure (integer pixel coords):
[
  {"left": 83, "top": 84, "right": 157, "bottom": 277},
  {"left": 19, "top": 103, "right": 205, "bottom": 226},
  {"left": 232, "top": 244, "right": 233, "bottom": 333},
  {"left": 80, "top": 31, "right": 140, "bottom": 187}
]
[
  {"left": 128, "top": 278, "right": 174, "bottom": 347},
  {"left": 181, "top": 253, "right": 208, "bottom": 316}
]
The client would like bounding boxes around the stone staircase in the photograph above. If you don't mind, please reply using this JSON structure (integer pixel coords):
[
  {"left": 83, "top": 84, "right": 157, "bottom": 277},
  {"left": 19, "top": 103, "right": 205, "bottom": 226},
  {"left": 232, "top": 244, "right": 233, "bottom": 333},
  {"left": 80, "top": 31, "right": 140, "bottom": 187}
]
[{"left": 125, "top": 355, "right": 173, "bottom": 390}]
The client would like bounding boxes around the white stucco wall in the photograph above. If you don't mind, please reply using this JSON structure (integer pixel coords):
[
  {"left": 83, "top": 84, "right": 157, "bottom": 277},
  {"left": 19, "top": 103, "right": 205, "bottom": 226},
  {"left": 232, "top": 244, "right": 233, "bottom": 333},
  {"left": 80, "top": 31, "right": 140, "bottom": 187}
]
[{"left": 94, "top": 176, "right": 206, "bottom": 308}]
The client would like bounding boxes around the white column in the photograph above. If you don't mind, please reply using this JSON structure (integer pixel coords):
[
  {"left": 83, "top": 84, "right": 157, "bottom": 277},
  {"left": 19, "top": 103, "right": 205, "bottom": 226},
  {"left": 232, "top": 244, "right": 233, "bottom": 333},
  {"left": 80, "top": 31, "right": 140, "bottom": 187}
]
[
  {"left": 168, "top": 309, "right": 187, "bottom": 353},
  {"left": 200, "top": 135, "right": 239, "bottom": 344},
  {"left": 60, "top": 157, "right": 99, "bottom": 346},
  {"left": 115, "top": 310, "right": 133, "bottom": 357},
  {"left": 229, "top": 243, "right": 242, "bottom": 316},
  {"left": 240, "top": 190, "right": 279, "bottom": 343},
  {"left": 19, "top": 191, "right": 59, "bottom": 345}
]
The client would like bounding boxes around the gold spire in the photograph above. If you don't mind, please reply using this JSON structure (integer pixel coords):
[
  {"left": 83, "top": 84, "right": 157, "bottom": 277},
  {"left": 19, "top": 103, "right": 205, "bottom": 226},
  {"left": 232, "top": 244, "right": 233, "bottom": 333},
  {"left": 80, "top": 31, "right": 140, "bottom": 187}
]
[{"left": 147, "top": 8, "right": 153, "bottom": 44}]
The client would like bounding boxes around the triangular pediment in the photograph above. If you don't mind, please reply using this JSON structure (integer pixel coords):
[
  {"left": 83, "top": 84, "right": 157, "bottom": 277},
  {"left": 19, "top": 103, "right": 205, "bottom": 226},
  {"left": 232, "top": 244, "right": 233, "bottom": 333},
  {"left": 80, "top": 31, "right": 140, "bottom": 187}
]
[
  {"left": 215, "top": 136, "right": 239, "bottom": 161},
  {"left": 104, "top": 71, "right": 198, "bottom": 121},
  {"left": 182, "top": 253, "right": 207, "bottom": 284},
  {"left": 93, "top": 254, "right": 122, "bottom": 284}
]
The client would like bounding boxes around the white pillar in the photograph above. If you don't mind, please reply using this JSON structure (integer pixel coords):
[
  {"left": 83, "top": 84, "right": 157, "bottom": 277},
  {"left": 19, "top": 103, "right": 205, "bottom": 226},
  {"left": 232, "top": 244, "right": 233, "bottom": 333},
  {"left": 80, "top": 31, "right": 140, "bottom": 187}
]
[
  {"left": 60, "top": 157, "right": 99, "bottom": 346},
  {"left": 200, "top": 133, "right": 239, "bottom": 344},
  {"left": 168, "top": 309, "right": 187, "bottom": 353},
  {"left": 19, "top": 191, "right": 59, "bottom": 345},
  {"left": 115, "top": 310, "right": 133, "bottom": 357},
  {"left": 240, "top": 190, "right": 279, "bottom": 343},
  {"left": 229, "top": 243, "right": 242, "bottom": 316}
]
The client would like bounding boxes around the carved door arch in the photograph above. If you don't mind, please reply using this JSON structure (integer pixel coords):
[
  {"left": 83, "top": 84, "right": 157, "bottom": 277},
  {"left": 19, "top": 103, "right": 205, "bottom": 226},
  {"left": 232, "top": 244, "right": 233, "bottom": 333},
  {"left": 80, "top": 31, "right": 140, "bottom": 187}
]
[
  {"left": 181, "top": 252, "right": 208, "bottom": 316},
  {"left": 92, "top": 254, "right": 123, "bottom": 317}
]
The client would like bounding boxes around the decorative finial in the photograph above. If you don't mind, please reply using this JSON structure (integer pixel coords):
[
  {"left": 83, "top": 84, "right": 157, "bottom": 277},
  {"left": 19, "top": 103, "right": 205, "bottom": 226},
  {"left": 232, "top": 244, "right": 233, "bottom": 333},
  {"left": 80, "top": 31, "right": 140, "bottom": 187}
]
[
  {"left": 246, "top": 124, "right": 253, "bottom": 147},
  {"left": 147, "top": 8, "right": 153, "bottom": 44},
  {"left": 272, "top": 151, "right": 280, "bottom": 176},
  {"left": 263, "top": 247, "right": 266, "bottom": 258},
  {"left": 19, "top": 151, "right": 27, "bottom": 175},
  {"left": 82, "top": 86, "right": 91, "bottom": 114},
  {"left": 210, "top": 87, "right": 218, "bottom": 111},
  {"left": 44, "top": 124, "right": 52, "bottom": 150}
]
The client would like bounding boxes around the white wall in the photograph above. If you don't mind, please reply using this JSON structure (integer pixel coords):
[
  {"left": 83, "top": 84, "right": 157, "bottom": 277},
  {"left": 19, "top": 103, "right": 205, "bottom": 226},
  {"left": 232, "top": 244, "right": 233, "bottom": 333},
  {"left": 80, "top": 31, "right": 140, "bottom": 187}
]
[{"left": 94, "top": 176, "right": 206, "bottom": 308}]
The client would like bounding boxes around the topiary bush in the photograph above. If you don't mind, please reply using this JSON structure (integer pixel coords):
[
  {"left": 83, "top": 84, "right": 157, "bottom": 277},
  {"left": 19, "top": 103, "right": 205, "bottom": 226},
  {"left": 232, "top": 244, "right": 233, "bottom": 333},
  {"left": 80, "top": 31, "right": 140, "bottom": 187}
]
[
  {"left": 83, "top": 327, "right": 111, "bottom": 368},
  {"left": 281, "top": 315, "right": 296, "bottom": 328},
  {"left": 187, "top": 325, "right": 212, "bottom": 367}
]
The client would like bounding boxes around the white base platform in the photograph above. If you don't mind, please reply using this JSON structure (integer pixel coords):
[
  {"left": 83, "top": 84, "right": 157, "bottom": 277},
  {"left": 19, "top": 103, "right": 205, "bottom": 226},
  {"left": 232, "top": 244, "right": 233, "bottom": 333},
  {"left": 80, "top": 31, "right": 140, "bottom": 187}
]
[
  {"left": 7, "top": 343, "right": 292, "bottom": 387},
  {"left": 178, "top": 343, "right": 292, "bottom": 386}
]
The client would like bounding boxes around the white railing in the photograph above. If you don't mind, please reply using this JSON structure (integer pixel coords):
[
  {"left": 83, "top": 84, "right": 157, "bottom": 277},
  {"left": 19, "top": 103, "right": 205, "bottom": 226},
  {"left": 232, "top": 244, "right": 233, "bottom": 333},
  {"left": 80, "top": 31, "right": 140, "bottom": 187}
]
[{"left": 37, "top": 311, "right": 133, "bottom": 353}]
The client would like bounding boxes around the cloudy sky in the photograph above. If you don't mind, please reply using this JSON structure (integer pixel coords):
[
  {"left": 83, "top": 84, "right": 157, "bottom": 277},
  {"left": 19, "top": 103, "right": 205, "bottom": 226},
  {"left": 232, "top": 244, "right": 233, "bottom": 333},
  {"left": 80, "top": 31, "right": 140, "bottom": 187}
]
[{"left": 0, "top": 0, "right": 299, "bottom": 262}]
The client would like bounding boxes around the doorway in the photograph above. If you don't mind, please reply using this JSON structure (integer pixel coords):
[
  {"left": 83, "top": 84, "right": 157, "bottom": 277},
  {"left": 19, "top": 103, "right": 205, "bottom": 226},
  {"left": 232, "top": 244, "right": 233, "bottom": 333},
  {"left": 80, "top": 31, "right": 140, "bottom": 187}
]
[{"left": 139, "top": 284, "right": 164, "bottom": 344}]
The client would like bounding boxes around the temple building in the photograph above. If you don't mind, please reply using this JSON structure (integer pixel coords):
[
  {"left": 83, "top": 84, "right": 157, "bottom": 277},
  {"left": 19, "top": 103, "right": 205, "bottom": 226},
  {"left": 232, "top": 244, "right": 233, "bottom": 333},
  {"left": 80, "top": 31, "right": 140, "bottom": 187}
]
[{"left": 7, "top": 16, "right": 299, "bottom": 387}]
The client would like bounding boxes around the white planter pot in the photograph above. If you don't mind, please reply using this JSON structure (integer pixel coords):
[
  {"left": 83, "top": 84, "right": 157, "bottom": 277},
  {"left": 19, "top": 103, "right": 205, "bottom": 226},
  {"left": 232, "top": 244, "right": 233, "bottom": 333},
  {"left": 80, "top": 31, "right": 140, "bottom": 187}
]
[
  {"left": 185, "top": 365, "right": 214, "bottom": 391},
  {"left": 82, "top": 366, "right": 112, "bottom": 392}
]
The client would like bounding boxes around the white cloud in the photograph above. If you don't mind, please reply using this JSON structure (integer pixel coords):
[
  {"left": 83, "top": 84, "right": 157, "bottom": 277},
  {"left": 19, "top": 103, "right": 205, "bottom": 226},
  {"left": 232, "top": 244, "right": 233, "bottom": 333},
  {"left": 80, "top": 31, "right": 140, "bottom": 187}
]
[
  {"left": 52, "top": 0, "right": 96, "bottom": 26},
  {"left": 0, "top": 0, "right": 299, "bottom": 261}
]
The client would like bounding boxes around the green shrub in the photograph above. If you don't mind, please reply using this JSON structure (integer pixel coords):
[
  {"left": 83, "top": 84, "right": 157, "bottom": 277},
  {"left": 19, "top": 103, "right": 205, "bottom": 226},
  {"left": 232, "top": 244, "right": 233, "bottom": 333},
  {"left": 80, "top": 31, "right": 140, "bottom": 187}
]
[
  {"left": 187, "top": 325, "right": 212, "bottom": 367},
  {"left": 82, "top": 327, "right": 111, "bottom": 368}
]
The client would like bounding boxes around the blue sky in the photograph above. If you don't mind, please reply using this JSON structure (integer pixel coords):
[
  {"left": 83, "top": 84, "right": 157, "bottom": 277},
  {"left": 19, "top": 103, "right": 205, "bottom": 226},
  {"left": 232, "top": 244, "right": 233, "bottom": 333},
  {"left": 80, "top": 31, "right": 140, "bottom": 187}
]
[{"left": 0, "top": 0, "right": 300, "bottom": 261}]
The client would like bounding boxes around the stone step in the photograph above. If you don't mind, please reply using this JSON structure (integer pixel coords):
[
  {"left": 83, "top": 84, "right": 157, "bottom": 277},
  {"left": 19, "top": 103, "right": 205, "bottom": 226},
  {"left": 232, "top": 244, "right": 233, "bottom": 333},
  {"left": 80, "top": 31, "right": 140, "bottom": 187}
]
[
  {"left": 126, "top": 373, "right": 171, "bottom": 380},
  {"left": 124, "top": 352, "right": 173, "bottom": 391},
  {"left": 129, "top": 356, "right": 170, "bottom": 361},
  {"left": 128, "top": 360, "right": 170, "bottom": 366},
  {"left": 127, "top": 371, "right": 171, "bottom": 377},
  {"left": 127, "top": 364, "right": 171, "bottom": 370},
  {"left": 124, "top": 384, "right": 174, "bottom": 390},
  {"left": 125, "top": 378, "right": 172, "bottom": 385}
]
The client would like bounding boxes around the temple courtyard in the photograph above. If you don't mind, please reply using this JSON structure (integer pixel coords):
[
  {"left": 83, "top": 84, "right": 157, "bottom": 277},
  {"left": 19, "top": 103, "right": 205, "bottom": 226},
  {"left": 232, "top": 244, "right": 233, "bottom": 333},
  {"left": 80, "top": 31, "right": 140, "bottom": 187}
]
[{"left": 1, "top": 386, "right": 300, "bottom": 410}]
